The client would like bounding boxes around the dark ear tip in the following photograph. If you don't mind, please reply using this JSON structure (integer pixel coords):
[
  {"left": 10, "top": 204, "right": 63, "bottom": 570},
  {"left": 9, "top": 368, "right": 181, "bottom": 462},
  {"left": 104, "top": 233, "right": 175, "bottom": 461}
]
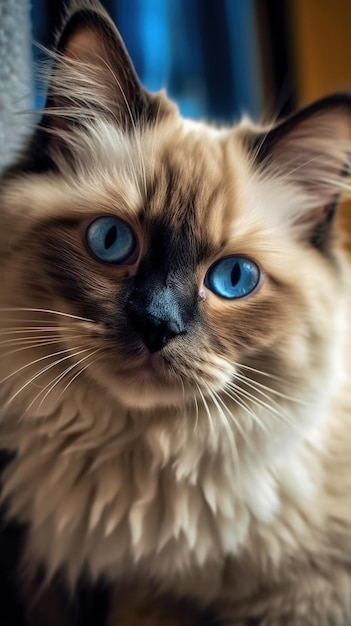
[
  {"left": 250, "top": 92, "right": 351, "bottom": 163},
  {"left": 59, "top": 0, "right": 107, "bottom": 26},
  {"left": 307, "top": 92, "right": 351, "bottom": 109},
  {"left": 281, "top": 92, "right": 351, "bottom": 129},
  {"left": 55, "top": 1, "right": 117, "bottom": 52}
]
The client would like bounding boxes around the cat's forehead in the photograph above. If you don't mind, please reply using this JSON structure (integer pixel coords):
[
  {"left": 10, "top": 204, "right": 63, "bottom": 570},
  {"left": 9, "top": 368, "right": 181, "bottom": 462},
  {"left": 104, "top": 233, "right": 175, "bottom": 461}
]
[{"left": 138, "top": 118, "right": 250, "bottom": 247}]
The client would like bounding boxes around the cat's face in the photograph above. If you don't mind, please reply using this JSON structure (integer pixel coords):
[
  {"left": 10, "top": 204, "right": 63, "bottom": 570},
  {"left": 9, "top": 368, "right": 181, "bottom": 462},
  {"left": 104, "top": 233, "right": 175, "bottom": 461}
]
[{"left": 0, "top": 2, "right": 350, "bottom": 423}]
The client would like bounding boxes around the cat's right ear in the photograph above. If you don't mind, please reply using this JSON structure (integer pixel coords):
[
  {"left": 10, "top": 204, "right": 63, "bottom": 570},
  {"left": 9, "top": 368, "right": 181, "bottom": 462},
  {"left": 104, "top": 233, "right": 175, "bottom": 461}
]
[{"left": 8, "top": 1, "right": 161, "bottom": 175}]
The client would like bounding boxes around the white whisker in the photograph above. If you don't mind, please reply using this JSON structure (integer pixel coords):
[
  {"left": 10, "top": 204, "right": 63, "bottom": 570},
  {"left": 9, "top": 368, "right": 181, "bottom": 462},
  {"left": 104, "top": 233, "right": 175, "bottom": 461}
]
[
  {"left": 195, "top": 383, "right": 215, "bottom": 437},
  {"left": 226, "top": 382, "right": 301, "bottom": 434},
  {"left": 0, "top": 308, "right": 93, "bottom": 322},
  {"left": 0, "top": 326, "right": 78, "bottom": 336},
  {"left": 5, "top": 347, "right": 91, "bottom": 408},
  {"left": 1, "top": 337, "right": 83, "bottom": 359},
  {"left": 214, "top": 388, "right": 263, "bottom": 446},
  {"left": 27, "top": 348, "right": 101, "bottom": 414},
  {"left": 0, "top": 335, "right": 64, "bottom": 347},
  {"left": 0, "top": 334, "right": 78, "bottom": 348},
  {"left": 57, "top": 349, "right": 102, "bottom": 401},
  {"left": 208, "top": 388, "right": 240, "bottom": 471},
  {"left": 0, "top": 346, "right": 83, "bottom": 387},
  {"left": 233, "top": 371, "right": 308, "bottom": 406},
  {"left": 221, "top": 386, "right": 268, "bottom": 434},
  {"left": 231, "top": 360, "right": 285, "bottom": 383},
  {"left": 192, "top": 393, "right": 200, "bottom": 436}
]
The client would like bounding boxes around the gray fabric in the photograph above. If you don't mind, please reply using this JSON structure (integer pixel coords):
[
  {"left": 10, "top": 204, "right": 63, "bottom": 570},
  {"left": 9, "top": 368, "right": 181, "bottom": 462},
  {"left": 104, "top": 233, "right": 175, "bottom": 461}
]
[{"left": 0, "top": 0, "right": 33, "bottom": 171}]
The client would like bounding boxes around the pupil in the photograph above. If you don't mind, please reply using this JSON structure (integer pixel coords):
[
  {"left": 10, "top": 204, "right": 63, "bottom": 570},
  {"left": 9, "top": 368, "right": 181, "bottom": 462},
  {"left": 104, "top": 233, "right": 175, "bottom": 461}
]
[
  {"left": 104, "top": 225, "right": 117, "bottom": 249},
  {"left": 231, "top": 262, "right": 241, "bottom": 286}
]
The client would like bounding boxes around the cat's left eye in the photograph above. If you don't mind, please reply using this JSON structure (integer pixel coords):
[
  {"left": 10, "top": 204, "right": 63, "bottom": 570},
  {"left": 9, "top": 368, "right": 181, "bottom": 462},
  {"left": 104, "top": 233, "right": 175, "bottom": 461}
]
[
  {"left": 85, "top": 216, "right": 137, "bottom": 264},
  {"left": 205, "top": 256, "right": 260, "bottom": 299}
]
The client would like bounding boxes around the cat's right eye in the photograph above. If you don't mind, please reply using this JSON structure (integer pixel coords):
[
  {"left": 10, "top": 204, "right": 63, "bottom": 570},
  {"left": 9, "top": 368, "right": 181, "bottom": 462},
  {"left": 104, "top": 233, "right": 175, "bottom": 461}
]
[{"left": 85, "top": 216, "right": 138, "bottom": 264}]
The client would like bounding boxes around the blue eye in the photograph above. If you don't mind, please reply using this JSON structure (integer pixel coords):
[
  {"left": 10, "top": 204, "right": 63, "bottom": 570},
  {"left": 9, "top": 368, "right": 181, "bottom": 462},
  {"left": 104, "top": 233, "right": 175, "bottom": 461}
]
[
  {"left": 86, "top": 216, "right": 137, "bottom": 264},
  {"left": 205, "top": 256, "right": 260, "bottom": 299}
]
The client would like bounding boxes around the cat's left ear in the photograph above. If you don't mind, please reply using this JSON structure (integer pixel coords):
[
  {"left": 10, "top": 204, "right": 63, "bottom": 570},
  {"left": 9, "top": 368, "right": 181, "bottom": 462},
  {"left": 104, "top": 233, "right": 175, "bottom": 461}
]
[{"left": 250, "top": 95, "right": 351, "bottom": 250}]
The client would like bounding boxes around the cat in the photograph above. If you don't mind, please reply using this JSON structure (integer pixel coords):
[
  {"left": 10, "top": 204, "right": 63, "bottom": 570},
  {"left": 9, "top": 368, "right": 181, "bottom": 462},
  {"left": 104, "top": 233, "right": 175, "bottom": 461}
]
[{"left": 1, "top": 1, "right": 351, "bottom": 624}]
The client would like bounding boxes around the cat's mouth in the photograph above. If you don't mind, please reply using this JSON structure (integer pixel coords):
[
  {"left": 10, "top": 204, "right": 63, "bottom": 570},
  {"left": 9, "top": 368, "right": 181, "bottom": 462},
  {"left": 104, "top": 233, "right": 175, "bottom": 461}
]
[
  {"left": 132, "top": 354, "right": 158, "bottom": 378},
  {"left": 120, "top": 351, "right": 177, "bottom": 386},
  {"left": 91, "top": 349, "right": 188, "bottom": 410}
]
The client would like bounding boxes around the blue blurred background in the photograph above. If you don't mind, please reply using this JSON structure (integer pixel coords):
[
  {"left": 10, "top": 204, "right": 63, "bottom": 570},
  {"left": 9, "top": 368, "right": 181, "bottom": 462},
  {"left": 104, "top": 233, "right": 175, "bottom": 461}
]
[{"left": 30, "top": 0, "right": 295, "bottom": 123}]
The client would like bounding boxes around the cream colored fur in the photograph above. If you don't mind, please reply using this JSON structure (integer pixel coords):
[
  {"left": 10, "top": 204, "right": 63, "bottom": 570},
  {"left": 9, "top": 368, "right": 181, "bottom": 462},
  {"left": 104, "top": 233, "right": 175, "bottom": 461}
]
[{"left": 1, "top": 3, "right": 351, "bottom": 624}]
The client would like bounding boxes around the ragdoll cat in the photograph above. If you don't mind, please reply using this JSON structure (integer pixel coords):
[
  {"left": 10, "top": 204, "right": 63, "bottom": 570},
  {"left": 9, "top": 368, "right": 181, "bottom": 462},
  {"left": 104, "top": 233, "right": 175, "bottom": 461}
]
[{"left": 1, "top": 1, "right": 351, "bottom": 624}]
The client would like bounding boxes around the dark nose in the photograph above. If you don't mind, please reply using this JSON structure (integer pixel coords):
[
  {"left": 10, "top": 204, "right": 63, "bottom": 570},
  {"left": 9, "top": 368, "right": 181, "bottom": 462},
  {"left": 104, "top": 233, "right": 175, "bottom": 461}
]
[
  {"left": 127, "top": 287, "right": 187, "bottom": 353},
  {"left": 129, "top": 312, "right": 185, "bottom": 353}
]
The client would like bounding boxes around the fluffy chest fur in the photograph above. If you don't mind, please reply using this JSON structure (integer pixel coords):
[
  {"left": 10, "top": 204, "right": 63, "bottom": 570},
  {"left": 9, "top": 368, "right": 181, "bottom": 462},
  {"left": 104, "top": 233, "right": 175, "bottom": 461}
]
[{"left": 0, "top": 379, "right": 328, "bottom": 593}]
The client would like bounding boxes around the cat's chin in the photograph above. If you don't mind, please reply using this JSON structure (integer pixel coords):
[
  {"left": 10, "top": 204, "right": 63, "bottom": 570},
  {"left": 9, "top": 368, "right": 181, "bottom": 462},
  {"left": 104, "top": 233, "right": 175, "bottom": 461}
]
[
  {"left": 98, "top": 375, "right": 186, "bottom": 410},
  {"left": 110, "top": 383, "right": 186, "bottom": 410},
  {"left": 88, "top": 351, "right": 192, "bottom": 410},
  {"left": 90, "top": 362, "right": 188, "bottom": 410}
]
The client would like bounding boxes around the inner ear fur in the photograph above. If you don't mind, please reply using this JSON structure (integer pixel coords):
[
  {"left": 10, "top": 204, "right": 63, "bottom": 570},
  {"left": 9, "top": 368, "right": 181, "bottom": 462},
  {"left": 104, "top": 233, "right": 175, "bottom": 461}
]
[{"left": 53, "top": 3, "right": 149, "bottom": 124}]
